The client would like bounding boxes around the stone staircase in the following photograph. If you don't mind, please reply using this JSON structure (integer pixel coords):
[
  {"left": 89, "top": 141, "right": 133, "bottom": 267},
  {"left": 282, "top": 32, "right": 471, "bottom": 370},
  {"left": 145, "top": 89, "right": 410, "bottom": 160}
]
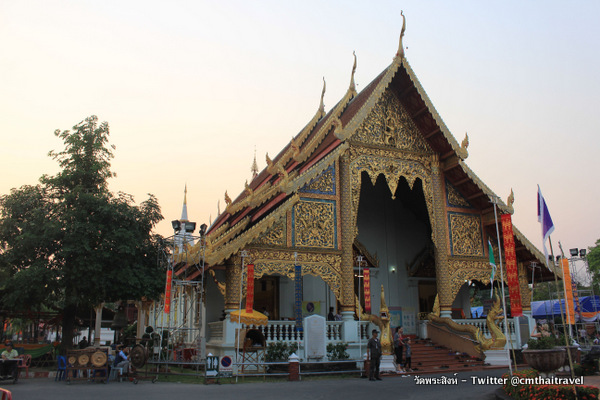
[{"left": 384, "top": 338, "right": 489, "bottom": 375}]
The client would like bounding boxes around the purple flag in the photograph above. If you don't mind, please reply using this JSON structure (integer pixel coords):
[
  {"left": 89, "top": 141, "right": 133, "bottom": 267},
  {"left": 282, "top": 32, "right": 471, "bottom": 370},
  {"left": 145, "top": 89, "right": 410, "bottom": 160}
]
[{"left": 537, "top": 185, "right": 555, "bottom": 263}]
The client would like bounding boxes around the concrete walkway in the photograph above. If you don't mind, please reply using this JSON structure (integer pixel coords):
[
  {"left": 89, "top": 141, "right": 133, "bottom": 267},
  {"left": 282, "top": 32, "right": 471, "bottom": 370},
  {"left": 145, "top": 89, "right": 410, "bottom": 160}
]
[{"left": 4, "top": 369, "right": 511, "bottom": 400}]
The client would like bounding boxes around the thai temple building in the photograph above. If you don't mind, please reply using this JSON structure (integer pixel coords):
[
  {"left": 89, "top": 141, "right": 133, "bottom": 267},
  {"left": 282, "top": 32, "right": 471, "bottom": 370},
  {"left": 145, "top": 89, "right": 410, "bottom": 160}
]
[{"left": 147, "top": 15, "right": 557, "bottom": 365}]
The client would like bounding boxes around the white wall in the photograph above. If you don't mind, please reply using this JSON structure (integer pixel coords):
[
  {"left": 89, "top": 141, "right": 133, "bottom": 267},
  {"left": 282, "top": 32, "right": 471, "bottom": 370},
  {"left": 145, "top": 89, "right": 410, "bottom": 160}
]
[{"left": 356, "top": 174, "right": 432, "bottom": 334}]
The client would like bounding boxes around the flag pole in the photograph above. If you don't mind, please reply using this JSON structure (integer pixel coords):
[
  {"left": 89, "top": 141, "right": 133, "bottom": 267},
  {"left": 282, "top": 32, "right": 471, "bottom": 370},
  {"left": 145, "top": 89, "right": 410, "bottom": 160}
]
[
  {"left": 492, "top": 196, "right": 513, "bottom": 375},
  {"left": 549, "top": 240, "right": 577, "bottom": 381}
]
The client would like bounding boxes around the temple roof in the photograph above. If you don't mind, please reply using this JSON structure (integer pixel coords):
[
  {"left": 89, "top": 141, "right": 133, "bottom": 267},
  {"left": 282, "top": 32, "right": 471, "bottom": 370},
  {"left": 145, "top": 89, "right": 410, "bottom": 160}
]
[{"left": 184, "top": 23, "right": 549, "bottom": 280}]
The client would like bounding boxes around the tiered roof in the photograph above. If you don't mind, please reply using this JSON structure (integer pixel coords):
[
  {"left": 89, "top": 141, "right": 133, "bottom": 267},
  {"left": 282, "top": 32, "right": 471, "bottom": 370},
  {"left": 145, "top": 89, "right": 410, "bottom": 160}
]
[{"left": 181, "top": 15, "right": 550, "bottom": 280}]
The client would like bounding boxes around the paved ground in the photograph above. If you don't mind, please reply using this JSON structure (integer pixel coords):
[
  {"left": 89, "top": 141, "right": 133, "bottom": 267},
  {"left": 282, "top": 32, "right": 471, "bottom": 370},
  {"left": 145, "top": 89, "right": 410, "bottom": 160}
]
[{"left": 3, "top": 369, "right": 511, "bottom": 400}]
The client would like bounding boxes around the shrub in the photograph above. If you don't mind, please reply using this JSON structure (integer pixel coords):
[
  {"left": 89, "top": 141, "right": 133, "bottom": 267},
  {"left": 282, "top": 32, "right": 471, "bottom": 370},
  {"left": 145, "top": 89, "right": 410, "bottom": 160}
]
[
  {"left": 326, "top": 342, "right": 349, "bottom": 361},
  {"left": 526, "top": 335, "right": 560, "bottom": 349},
  {"left": 265, "top": 342, "right": 298, "bottom": 362}
]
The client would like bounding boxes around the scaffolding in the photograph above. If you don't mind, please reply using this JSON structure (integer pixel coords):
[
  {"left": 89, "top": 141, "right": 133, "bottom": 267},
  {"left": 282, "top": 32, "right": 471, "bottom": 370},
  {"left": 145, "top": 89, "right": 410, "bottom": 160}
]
[
  {"left": 536, "top": 255, "right": 600, "bottom": 349},
  {"left": 147, "top": 232, "right": 207, "bottom": 375}
]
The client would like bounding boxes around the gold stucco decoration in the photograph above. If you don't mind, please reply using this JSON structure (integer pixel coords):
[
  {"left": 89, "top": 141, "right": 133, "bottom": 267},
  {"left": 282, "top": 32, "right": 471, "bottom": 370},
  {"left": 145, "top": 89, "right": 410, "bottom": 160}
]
[
  {"left": 449, "top": 213, "right": 484, "bottom": 257},
  {"left": 349, "top": 146, "right": 434, "bottom": 240},
  {"left": 293, "top": 199, "right": 336, "bottom": 249},
  {"left": 245, "top": 249, "right": 342, "bottom": 301},
  {"left": 446, "top": 182, "right": 471, "bottom": 208},
  {"left": 352, "top": 91, "right": 433, "bottom": 154},
  {"left": 251, "top": 216, "right": 286, "bottom": 247},
  {"left": 302, "top": 165, "right": 335, "bottom": 194}
]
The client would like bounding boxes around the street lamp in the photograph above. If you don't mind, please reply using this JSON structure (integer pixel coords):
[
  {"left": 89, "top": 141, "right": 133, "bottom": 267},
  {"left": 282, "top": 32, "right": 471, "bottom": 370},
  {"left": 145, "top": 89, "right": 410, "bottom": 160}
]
[
  {"left": 570, "top": 248, "right": 579, "bottom": 257},
  {"left": 172, "top": 220, "right": 181, "bottom": 233},
  {"left": 184, "top": 221, "right": 196, "bottom": 233}
]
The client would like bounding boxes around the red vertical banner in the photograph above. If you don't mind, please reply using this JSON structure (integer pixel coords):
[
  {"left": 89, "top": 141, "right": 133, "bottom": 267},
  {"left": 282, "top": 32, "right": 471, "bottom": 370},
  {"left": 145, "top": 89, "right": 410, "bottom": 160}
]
[
  {"left": 501, "top": 214, "right": 523, "bottom": 317},
  {"left": 561, "top": 258, "right": 576, "bottom": 325},
  {"left": 364, "top": 268, "right": 371, "bottom": 314},
  {"left": 246, "top": 264, "right": 255, "bottom": 314},
  {"left": 164, "top": 270, "right": 173, "bottom": 314}
]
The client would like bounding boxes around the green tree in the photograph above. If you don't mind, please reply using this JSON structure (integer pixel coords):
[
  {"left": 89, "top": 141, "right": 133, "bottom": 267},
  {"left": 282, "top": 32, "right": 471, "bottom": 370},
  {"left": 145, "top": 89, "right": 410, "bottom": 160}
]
[
  {"left": 0, "top": 116, "right": 165, "bottom": 351},
  {"left": 588, "top": 239, "right": 600, "bottom": 290}
]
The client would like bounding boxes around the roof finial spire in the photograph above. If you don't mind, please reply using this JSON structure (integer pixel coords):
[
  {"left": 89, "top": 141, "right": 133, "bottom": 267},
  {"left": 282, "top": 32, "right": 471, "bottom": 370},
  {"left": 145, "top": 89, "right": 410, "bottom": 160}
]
[
  {"left": 396, "top": 10, "right": 406, "bottom": 59},
  {"left": 251, "top": 146, "right": 258, "bottom": 179},
  {"left": 318, "top": 77, "right": 326, "bottom": 114},
  {"left": 180, "top": 184, "right": 189, "bottom": 221},
  {"left": 349, "top": 51, "right": 357, "bottom": 96}
]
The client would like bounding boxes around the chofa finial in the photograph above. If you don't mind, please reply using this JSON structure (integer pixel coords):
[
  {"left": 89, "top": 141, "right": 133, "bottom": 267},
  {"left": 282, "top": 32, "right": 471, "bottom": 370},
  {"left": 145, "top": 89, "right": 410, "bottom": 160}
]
[
  {"left": 396, "top": 11, "right": 406, "bottom": 59},
  {"left": 507, "top": 189, "right": 515, "bottom": 214},
  {"left": 349, "top": 51, "right": 357, "bottom": 95},
  {"left": 251, "top": 147, "right": 258, "bottom": 179},
  {"left": 319, "top": 77, "right": 326, "bottom": 114}
]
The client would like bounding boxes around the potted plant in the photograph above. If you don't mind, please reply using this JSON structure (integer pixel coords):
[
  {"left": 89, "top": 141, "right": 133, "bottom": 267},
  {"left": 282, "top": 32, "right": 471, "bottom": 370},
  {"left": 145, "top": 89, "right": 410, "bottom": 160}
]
[{"left": 522, "top": 335, "right": 566, "bottom": 374}]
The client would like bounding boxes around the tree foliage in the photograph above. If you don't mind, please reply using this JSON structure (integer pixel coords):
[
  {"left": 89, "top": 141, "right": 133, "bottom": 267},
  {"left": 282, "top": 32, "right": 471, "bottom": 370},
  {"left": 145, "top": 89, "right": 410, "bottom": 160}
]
[
  {"left": 0, "top": 116, "right": 165, "bottom": 349},
  {"left": 587, "top": 239, "right": 600, "bottom": 289}
]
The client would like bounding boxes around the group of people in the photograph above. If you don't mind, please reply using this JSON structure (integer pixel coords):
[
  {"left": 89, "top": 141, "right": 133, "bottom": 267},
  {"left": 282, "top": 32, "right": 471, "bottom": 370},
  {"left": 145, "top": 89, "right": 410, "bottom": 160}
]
[
  {"left": 327, "top": 307, "right": 342, "bottom": 321},
  {"left": 366, "top": 326, "right": 412, "bottom": 381}
]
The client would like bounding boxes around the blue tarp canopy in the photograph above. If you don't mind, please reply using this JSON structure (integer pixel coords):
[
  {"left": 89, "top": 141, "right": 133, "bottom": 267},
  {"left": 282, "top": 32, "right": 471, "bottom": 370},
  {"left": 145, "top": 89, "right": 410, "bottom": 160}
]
[
  {"left": 470, "top": 306, "right": 484, "bottom": 318},
  {"left": 531, "top": 295, "right": 600, "bottom": 321}
]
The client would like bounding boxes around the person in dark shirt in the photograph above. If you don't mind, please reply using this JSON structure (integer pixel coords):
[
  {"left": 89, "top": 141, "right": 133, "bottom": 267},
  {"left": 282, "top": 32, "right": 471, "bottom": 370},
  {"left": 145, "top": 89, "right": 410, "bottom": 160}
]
[
  {"left": 327, "top": 307, "right": 335, "bottom": 321},
  {"left": 367, "top": 330, "right": 382, "bottom": 381}
]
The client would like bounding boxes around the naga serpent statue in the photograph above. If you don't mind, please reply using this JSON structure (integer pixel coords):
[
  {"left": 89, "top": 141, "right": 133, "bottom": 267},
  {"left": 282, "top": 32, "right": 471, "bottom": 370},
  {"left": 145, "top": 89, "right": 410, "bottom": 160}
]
[
  {"left": 355, "top": 285, "right": 394, "bottom": 354},
  {"left": 428, "top": 293, "right": 506, "bottom": 352}
]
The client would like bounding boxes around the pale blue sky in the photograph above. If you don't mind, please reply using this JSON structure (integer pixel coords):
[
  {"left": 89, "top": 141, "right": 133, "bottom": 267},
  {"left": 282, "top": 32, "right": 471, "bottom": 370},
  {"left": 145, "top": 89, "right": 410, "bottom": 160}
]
[{"left": 1, "top": 1, "right": 598, "bottom": 280}]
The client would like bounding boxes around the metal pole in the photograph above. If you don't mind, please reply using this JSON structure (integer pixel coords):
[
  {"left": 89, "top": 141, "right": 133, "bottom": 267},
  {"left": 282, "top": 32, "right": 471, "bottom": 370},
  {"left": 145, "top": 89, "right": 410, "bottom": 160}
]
[
  {"left": 491, "top": 197, "right": 513, "bottom": 375},
  {"left": 357, "top": 255, "right": 364, "bottom": 362},
  {"left": 530, "top": 262, "right": 539, "bottom": 306},
  {"left": 200, "top": 231, "right": 207, "bottom": 365},
  {"left": 235, "top": 250, "right": 248, "bottom": 382}
]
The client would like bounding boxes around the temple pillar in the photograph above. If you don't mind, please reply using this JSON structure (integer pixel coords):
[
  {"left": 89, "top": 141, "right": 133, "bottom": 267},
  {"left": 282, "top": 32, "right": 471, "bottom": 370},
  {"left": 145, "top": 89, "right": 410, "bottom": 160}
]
[
  {"left": 430, "top": 155, "right": 453, "bottom": 317},
  {"left": 225, "top": 257, "right": 241, "bottom": 312},
  {"left": 339, "top": 152, "right": 355, "bottom": 319}
]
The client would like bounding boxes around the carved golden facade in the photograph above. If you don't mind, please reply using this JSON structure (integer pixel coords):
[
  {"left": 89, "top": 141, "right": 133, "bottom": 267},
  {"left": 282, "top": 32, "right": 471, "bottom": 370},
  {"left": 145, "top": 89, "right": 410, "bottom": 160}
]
[
  {"left": 237, "top": 249, "right": 343, "bottom": 302},
  {"left": 292, "top": 199, "right": 336, "bottom": 249},
  {"left": 205, "top": 27, "right": 546, "bottom": 327},
  {"left": 446, "top": 181, "right": 471, "bottom": 208},
  {"left": 448, "top": 213, "right": 485, "bottom": 257}
]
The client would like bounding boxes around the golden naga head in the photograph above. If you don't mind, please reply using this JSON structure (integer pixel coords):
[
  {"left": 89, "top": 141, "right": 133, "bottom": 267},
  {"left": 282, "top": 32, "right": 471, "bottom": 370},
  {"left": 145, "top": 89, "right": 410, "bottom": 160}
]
[{"left": 379, "top": 284, "right": 390, "bottom": 321}]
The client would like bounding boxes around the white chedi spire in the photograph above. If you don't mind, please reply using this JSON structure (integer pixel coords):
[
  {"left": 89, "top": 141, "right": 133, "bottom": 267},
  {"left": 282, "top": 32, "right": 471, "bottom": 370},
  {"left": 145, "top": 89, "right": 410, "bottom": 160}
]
[
  {"left": 174, "top": 184, "right": 195, "bottom": 251},
  {"left": 181, "top": 184, "right": 189, "bottom": 221}
]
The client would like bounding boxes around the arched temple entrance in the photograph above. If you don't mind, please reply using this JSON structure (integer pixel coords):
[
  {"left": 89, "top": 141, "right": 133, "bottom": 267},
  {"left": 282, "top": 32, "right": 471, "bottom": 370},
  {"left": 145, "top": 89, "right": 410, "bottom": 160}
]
[{"left": 355, "top": 172, "right": 434, "bottom": 333}]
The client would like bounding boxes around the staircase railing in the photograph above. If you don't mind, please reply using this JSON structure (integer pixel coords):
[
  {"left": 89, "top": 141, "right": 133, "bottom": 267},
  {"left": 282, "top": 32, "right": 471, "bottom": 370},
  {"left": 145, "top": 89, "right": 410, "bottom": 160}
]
[{"left": 426, "top": 319, "right": 483, "bottom": 358}]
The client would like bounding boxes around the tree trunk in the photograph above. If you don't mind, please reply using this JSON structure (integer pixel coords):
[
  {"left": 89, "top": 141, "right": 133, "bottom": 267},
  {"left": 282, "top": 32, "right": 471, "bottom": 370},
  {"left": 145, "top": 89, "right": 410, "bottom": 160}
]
[{"left": 60, "top": 303, "right": 77, "bottom": 355}]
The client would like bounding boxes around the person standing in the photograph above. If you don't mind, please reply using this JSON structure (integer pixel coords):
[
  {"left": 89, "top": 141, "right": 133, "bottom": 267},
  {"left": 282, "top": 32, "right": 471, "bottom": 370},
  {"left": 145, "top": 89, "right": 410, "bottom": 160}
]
[
  {"left": 394, "top": 326, "right": 404, "bottom": 373},
  {"left": 366, "top": 329, "right": 382, "bottom": 381},
  {"left": 327, "top": 307, "right": 335, "bottom": 321},
  {"left": 404, "top": 338, "right": 412, "bottom": 372}
]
